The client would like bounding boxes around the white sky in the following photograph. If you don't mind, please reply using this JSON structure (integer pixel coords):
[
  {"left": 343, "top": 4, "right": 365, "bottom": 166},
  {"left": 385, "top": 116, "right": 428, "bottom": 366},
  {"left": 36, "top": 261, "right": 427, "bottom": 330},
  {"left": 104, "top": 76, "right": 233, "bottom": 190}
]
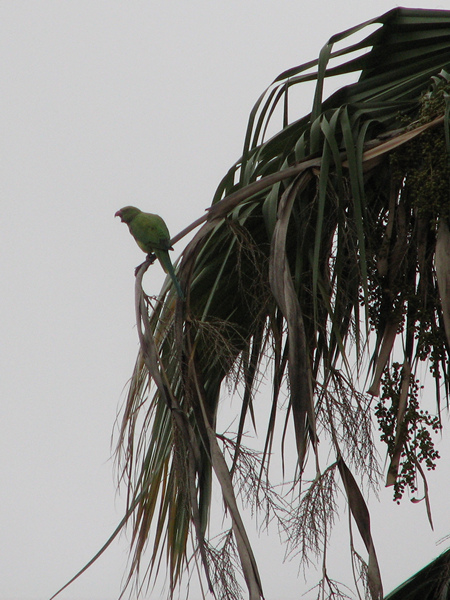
[{"left": 1, "top": 2, "right": 450, "bottom": 599}]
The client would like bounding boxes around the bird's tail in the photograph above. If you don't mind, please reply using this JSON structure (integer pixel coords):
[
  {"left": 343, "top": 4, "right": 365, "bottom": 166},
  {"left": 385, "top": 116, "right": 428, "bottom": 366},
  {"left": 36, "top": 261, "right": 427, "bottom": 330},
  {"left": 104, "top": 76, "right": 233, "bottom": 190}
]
[{"left": 154, "top": 249, "right": 185, "bottom": 300}]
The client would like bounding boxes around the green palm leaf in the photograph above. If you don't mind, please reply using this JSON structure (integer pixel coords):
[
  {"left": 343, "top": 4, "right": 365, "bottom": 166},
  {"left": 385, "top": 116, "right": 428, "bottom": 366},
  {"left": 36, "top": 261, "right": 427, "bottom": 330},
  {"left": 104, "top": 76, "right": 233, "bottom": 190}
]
[{"left": 384, "top": 548, "right": 450, "bottom": 600}]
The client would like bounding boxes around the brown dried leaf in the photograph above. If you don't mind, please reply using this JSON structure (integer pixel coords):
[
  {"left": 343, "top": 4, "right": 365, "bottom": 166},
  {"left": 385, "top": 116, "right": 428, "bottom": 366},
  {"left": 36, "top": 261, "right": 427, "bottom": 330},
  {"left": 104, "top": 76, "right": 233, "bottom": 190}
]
[
  {"left": 367, "top": 316, "right": 402, "bottom": 397},
  {"left": 269, "top": 171, "right": 318, "bottom": 469},
  {"left": 337, "top": 458, "right": 383, "bottom": 600}
]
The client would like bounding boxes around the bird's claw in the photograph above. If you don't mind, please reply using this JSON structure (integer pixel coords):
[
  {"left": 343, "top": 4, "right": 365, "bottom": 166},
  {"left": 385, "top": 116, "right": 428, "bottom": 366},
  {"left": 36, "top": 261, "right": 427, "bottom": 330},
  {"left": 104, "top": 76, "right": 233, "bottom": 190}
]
[{"left": 134, "top": 253, "right": 156, "bottom": 277}]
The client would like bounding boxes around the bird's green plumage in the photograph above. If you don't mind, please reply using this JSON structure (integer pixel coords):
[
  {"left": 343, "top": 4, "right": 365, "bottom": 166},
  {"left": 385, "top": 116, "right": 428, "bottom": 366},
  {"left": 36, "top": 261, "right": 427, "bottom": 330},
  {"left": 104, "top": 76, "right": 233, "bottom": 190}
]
[{"left": 116, "top": 206, "right": 184, "bottom": 299}]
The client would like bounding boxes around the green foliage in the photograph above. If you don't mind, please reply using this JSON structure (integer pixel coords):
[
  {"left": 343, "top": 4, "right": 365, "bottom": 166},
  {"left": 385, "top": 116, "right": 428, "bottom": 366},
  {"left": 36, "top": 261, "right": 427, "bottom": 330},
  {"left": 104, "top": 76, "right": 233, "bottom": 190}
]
[{"left": 384, "top": 548, "right": 450, "bottom": 600}]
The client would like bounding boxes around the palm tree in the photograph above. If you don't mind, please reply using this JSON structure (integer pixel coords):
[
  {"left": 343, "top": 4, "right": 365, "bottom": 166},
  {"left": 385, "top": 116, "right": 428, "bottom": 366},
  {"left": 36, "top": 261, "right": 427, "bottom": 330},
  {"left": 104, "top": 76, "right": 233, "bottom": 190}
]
[
  {"left": 51, "top": 7, "right": 450, "bottom": 600},
  {"left": 383, "top": 548, "right": 450, "bottom": 600},
  {"left": 116, "top": 8, "right": 450, "bottom": 600}
]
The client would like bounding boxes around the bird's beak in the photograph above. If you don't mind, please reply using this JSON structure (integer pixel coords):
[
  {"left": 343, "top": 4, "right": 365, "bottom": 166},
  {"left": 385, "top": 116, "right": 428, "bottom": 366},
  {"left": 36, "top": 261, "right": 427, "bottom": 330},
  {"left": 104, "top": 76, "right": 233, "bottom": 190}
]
[{"left": 114, "top": 209, "right": 123, "bottom": 220}]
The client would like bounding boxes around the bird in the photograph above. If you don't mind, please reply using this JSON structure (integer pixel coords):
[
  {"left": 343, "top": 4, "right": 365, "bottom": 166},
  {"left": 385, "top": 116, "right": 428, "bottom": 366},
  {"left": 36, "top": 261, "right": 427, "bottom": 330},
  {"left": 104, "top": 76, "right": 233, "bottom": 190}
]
[{"left": 115, "top": 205, "right": 184, "bottom": 299}]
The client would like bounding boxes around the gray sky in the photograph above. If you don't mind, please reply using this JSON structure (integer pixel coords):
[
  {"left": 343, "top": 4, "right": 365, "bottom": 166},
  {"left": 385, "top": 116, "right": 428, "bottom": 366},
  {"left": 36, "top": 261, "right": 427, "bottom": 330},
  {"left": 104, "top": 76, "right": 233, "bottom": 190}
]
[{"left": 1, "top": 2, "right": 449, "bottom": 599}]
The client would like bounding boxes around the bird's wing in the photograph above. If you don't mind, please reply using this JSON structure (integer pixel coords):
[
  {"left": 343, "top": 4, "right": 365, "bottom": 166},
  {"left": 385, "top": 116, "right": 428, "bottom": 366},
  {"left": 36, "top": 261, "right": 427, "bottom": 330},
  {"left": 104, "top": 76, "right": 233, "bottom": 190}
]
[{"left": 132, "top": 213, "right": 173, "bottom": 252}]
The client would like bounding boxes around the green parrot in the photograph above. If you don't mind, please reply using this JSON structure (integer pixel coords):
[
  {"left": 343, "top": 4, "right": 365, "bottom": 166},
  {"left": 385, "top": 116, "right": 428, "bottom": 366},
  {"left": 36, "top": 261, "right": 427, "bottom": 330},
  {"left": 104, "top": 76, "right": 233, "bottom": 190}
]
[{"left": 115, "top": 205, "right": 184, "bottom": 299}]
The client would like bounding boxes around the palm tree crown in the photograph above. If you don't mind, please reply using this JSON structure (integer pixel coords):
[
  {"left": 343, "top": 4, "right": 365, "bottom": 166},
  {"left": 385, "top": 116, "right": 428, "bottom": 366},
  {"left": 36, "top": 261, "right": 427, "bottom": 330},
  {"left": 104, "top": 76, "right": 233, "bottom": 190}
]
[{"left": 64, "top": 8, "right": 450, "bottom": 600}]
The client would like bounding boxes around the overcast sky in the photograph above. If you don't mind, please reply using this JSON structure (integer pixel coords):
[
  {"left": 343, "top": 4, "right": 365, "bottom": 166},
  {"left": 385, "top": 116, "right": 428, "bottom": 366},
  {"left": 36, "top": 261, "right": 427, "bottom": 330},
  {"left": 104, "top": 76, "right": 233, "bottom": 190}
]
[{"left": 2, "top": 2, "right": 450, "bottom": 600}]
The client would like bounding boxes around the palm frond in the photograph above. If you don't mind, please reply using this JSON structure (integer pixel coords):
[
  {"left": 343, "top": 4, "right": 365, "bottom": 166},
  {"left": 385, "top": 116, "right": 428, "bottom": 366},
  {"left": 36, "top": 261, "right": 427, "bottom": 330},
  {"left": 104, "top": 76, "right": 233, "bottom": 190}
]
[
  {"left": 384, "top": 548, "right": 450, "bottom": 600},
  {"left": 113, "top": 8, "right": 450, "bottom": 600}
]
